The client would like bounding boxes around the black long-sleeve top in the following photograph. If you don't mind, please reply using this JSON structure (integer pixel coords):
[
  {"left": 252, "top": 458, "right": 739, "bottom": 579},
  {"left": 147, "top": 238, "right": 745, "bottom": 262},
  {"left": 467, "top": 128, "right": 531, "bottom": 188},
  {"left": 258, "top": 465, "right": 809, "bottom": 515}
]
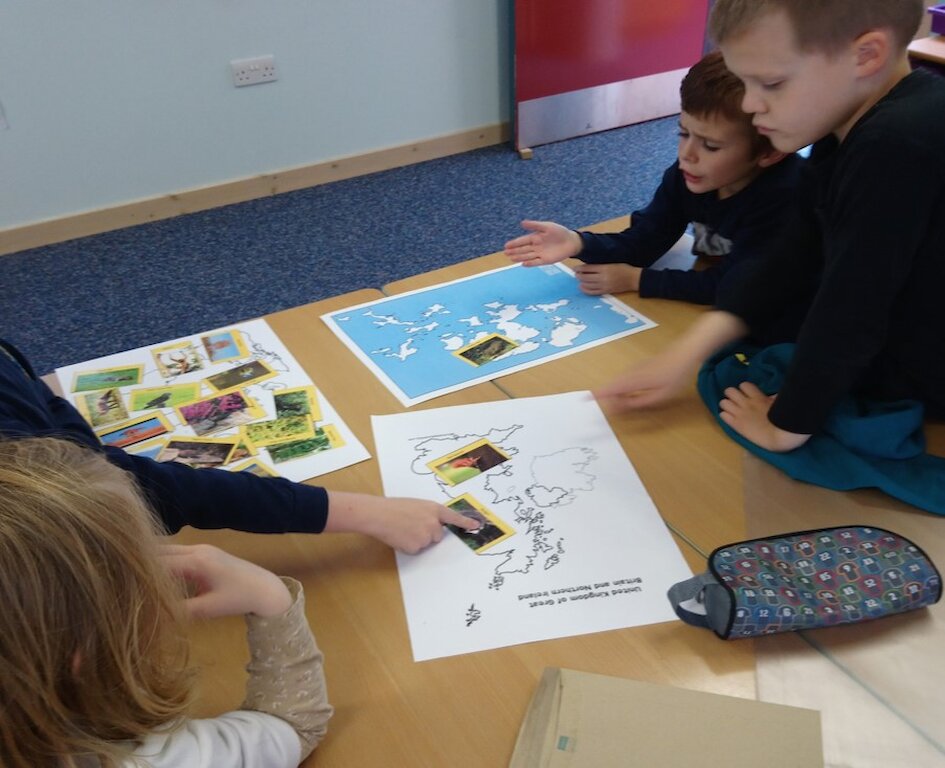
[
  {"left": 576, "top": 154, "right": 803, "bottom": 304},
  {"left": 0, "top": 338, "right": 329, "bottom": 534},
  {"left": 716, "top": 70, "right": 945, "bottom": 435}
]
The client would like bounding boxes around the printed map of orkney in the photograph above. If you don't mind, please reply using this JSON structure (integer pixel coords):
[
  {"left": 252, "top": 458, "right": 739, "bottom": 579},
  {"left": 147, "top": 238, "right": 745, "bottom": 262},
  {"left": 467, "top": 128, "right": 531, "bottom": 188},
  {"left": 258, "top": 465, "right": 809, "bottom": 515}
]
[{"left": 324, "top": 264, "right": 653, "bottom": 404}]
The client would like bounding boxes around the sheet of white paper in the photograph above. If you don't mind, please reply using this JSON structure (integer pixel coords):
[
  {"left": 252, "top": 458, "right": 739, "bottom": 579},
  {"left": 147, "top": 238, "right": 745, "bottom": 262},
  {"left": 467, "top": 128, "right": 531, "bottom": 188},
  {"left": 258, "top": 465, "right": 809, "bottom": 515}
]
[
  {"left": 55, "top": 318, "right": 369, "bottom": 482},
  {"left": 324, "top": 262, "right": 656, "bottom": 407},
  {"left": 372, "top": 391, "right": 692, "bottom": 661}
]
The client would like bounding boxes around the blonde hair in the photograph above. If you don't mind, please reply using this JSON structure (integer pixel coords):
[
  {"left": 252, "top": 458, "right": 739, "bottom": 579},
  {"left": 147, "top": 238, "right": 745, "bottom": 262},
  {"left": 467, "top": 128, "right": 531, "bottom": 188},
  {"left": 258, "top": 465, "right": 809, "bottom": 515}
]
[
  {"left": 0, "top": 438, "right": 194, "bottom": 768},
  {"left": 709, "top": 0, "right": 924, "bottom": 54}
]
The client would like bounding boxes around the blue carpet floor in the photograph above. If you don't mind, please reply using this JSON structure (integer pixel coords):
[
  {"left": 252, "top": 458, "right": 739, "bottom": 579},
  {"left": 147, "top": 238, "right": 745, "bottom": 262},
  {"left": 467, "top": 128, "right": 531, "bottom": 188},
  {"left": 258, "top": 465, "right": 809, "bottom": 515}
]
[{"left": 0, "top": 117, "right": 679, "bottom": 374}]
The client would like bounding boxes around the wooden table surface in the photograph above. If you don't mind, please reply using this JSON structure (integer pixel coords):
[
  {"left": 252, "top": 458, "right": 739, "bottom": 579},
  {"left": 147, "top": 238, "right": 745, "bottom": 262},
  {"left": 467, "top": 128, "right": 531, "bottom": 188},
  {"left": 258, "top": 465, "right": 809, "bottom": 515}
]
[
  {"left": 172, "top": 278, "right": 756, "bottom": 768},
  {"left": 908, "top": 34, "right": 945, "bottom": 64},
  {"left": 172, "top": 227, "right": 945, "bottom": 766}
]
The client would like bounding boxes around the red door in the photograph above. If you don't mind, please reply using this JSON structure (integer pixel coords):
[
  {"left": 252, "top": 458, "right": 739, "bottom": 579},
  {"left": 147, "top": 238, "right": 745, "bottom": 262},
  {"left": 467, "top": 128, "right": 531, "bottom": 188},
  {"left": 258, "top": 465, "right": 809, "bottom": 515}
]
[{"left": 515, "top": 0, "right": 710, "bottom": 149}]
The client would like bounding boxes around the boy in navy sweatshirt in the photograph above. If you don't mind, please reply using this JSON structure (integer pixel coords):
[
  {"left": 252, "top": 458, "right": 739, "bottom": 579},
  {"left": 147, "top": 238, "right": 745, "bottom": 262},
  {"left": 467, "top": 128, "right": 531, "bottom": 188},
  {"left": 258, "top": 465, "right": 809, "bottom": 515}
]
[{"left": 504, "top": 51, "right": 802, "bottom": 306}]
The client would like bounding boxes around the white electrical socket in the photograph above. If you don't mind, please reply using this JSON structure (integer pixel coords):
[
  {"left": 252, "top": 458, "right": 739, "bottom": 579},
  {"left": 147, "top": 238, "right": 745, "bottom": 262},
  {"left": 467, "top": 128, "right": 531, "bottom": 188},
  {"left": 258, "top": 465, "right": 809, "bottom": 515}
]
[{"left": 230, "top": 55, "right": 277, "bottom": 87}]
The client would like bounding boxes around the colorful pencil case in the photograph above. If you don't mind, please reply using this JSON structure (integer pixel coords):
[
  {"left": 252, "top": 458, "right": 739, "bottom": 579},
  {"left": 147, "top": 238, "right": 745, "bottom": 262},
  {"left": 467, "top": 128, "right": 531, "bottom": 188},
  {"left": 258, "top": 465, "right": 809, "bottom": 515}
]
[{"left": 668, "top": 526, "right": 941, "bottom": 639}]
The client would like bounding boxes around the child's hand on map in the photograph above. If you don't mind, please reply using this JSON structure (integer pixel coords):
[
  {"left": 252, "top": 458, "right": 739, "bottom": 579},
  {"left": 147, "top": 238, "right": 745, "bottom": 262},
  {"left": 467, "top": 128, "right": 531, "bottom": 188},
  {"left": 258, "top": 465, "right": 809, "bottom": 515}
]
[
  {"left": 573, "top": 264, "right": 642, "bottom": 295},
  {"left": 504, "top": 220, "right": 583, "bottom": 267},
  {"left": 324, "top": 491, "right": 480, "bottom": 554},
  {"left": 594, "top": 312, "right": 748, "bottom": 411}
]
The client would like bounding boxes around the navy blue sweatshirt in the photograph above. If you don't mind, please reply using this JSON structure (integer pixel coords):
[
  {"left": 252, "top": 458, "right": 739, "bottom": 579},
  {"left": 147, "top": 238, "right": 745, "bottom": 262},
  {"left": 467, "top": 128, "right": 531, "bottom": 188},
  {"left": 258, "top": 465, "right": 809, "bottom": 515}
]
[
  {"left": 576, "top": 153, "right": 803, "bottom": 304},
  {"left": 0, "top": 338, "right": 329, "bottom": 534}
]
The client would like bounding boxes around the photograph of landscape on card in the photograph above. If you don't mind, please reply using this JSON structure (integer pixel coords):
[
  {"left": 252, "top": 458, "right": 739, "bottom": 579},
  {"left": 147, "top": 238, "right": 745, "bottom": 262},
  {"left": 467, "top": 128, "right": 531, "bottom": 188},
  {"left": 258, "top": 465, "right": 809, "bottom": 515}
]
[
  {"left": 72, "top": 364, "right": 143, "bottom": 393},
  {"left": 97, "top": 413, "right": 172, "bottom": 449}
]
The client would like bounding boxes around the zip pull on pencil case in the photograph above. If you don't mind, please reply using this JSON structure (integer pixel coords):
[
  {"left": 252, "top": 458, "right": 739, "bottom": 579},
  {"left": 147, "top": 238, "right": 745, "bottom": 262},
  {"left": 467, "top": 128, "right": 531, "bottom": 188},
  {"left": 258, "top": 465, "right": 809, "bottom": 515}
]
[{"left": 668, "top": 526, "right": 942, "bottom": 639}]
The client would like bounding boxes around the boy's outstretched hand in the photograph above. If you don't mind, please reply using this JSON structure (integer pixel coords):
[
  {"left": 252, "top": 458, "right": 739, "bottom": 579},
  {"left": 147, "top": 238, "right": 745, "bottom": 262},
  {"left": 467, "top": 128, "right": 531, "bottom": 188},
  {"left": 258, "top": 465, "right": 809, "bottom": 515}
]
[
  {"left": 719, "top": 382, "right": 810, "bottom": 452},
  {"left": 504, "top": 220, "right": 583, "bottom": 266}
]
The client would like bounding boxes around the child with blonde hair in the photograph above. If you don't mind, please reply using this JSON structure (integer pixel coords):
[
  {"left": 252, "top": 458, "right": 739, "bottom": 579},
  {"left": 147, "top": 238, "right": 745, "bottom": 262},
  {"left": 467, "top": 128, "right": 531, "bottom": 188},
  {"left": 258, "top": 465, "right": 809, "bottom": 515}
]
[
  {"left": 0, "top": 437, "right": 332, "bottom": 768},
  {"left": 598, "top": 0, "right": 945, "bottom": 453}
]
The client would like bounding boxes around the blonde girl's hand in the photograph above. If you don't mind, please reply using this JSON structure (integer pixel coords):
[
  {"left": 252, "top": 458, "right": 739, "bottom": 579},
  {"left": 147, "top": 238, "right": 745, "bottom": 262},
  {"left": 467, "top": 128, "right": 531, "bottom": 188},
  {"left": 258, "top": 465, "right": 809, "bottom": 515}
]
[{"left": 158, "top": 544, "right": 291, "bottom": 619}]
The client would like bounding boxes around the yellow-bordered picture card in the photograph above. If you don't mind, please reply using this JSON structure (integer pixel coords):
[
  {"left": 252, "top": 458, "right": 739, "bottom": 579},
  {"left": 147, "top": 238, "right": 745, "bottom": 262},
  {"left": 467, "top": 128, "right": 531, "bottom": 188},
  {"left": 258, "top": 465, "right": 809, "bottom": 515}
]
[
  {"left": 452, "top": 333, "right": 519, "bottom": 367},
  {"left": 156, "top": 436, "right": 239, "bottom": 469},
  {"left": 242, "top": 414, "right": 315, "bottom": 448},
  {"left": 129, "top": 383, "right": 201, "bottom": 411},
  {"left": 231, "top": 458, "right": 279, "bottom": 477},
  {"left": 201, "top": 329, "right": 249, "bottom": 364},
  {"left": 267, "top": 424, "right": 343, "bottom": 464},
  {"left": 445, "top": 493, "right": 515, "bottom": 553},
  {"left": 273, "top": 385, "right": 322, "bottom": 422},
  {"left": 124, "top": 437, "right": 167, "bottom": 460},
  {"left": 75, "top": 388, "right": 129, "bottom": 429},
  {"left": 175, "top": 390, "right": 265, "bottom": 437},
  {"left": 152, "top": 341, "right": 205, "bottom": 378},
  {"left": 71, "top": 364, "right": 144, "bottom": 393},
  {"left": 427, "top": 438, "right": 511, "bottom": 486},
  {"left": 97, "top": 411, "right": 173, "bottom": 449},
  {"left": 204, "top": 359, "right": 277, "bottom": 393}
]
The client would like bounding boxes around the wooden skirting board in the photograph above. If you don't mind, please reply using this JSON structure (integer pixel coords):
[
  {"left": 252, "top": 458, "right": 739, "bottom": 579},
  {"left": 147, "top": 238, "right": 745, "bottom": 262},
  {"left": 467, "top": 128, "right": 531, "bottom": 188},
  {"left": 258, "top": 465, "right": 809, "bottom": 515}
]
[{"left": 0, "top": 122, "right": 510, "bottom": 257}]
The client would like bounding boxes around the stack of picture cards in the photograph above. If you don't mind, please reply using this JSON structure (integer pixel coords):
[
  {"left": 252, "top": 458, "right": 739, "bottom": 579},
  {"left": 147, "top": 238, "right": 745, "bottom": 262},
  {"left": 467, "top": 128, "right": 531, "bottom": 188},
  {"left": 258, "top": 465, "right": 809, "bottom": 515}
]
[
  {"left": 509, "top": 668, "right": 823, "bottom": 767},
  {"left": 55, "top": 318, "right": 369, "bottom": 483}
]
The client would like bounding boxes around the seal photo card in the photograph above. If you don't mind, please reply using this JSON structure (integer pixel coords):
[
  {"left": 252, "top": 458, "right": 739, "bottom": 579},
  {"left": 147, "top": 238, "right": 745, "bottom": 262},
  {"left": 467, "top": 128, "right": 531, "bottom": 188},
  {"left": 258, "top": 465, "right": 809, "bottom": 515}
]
[
  {"left": 71, "top": 364, "right": 144, "bottom": 393},
  {"left": 204, "top": 359, "right": 277, "bottom": 393},
  {"left": 156, "top": 436, "right": 239, "bottom": 469}
]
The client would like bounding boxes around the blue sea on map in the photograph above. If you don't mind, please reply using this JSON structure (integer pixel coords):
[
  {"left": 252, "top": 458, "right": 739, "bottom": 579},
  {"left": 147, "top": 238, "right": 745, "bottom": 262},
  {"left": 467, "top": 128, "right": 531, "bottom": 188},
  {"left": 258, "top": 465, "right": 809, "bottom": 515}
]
[{"left": 326, "top": 264, "right": 649, "bottom": 400}]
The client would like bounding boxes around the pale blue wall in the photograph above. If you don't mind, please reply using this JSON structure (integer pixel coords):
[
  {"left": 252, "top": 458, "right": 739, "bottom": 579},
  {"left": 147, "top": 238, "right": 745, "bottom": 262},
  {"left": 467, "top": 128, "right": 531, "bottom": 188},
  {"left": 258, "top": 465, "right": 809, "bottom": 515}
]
[{"left": 0, "top": 1, "right": 510, "bottom": 229}]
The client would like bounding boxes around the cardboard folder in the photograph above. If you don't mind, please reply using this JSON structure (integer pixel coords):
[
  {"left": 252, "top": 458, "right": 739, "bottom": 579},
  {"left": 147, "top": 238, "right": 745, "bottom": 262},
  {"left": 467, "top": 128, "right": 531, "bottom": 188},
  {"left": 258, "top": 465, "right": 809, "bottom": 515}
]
[{"left": 509, "top": 668, "right": 823, "bottom": 767}]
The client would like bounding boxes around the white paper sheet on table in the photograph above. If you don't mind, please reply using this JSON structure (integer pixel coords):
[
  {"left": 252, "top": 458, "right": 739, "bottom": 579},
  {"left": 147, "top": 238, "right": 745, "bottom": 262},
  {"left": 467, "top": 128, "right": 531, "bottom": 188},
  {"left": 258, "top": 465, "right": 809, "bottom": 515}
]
[
  {"left": 372, "top": 391, "right": 692, "bottom": 661},
  {"left": 55, "top": 318, "right": 369, "bottom": 482}
]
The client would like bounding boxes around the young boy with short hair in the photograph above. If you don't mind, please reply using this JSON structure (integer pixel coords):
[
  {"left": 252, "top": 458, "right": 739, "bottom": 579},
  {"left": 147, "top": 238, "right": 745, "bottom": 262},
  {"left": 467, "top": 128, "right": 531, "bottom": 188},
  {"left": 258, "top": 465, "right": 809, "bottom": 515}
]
[
  {"left": 504, "top": 51, "right": 802, "bottom": 306},
  {"left": 597, "top": 0, "right": 945, "bottom": 452}
]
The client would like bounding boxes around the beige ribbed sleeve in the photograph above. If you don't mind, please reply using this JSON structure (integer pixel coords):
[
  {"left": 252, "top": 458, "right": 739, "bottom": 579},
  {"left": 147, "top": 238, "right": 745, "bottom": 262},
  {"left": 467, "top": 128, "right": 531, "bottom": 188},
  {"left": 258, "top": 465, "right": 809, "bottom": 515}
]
[{"left": 241, "top": 578, "right": 334, "bottom": 760}]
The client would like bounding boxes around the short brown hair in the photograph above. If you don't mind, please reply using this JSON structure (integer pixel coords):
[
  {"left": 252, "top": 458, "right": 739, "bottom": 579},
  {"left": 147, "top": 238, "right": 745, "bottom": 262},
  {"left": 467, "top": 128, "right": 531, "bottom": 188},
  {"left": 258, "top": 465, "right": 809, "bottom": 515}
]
[
  {"left": 0, "top": 438, "right": 194, "bottom": 768},
  {"left": 681, "top": 50, "right": 771, "bottom": 154},
  {"left": 709, "top": 0, "right": 924, "bottom": 54}
]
